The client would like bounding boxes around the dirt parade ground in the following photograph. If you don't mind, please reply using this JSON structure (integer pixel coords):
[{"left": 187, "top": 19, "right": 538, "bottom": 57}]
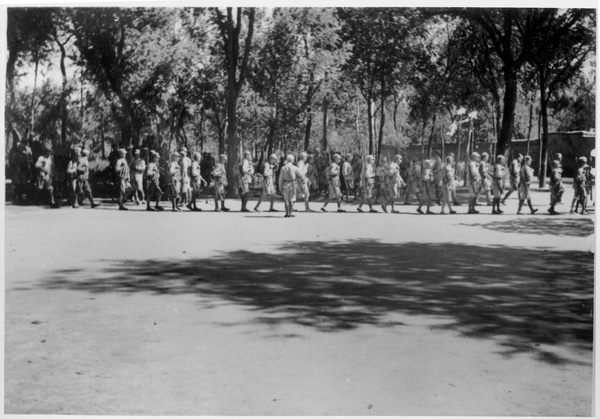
[{"left": 4, "top": 185, "right": 595, "bottom": 416}]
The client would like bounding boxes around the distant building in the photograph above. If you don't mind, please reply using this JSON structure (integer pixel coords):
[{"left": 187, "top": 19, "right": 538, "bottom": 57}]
[{"left": 510, "top": 131, "right": 595, "bottom": 177}]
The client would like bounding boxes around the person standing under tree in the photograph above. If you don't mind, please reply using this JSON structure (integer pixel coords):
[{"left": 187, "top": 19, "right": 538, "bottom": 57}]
[
  {"left": 501, "top": 153, "right": 523, "bottom": 205},
  {"left": 35, "top": 145, "right": 59, "bottom": 208},
  {"left": 440, "top": 155, "right": 457, "bottom": 215},
  {"left": 431, "top": 150, "right": 443, "bottom": 205},
  {"left": 548, "top": 160, "right": 563, "bottom": 215},
  {"left": 383, "top": 155, "right": 405, "bottom": 214},
  {"left": 130, "top": 148, "right": 146, "bottom": 205},
  {"left": 479, "top": 152, "right": 493, "bottom": 206},
  {"left": 491, "top": 155, "right": 506, "bottom": 214},
  {"left": 296, "top": 152, "right": 314, "bottom": 212},
  {"left": 179, "top": 148, "right": 192, "bottom": 207},
  {"left": 418, "top": 159, "right": 435, "bottom": 215},
  {"left": 115, "top": 148, "right": 134, "bottom": 211},
  {"left": 467, "top": 152, "right": 482, "bottom": 214},
  {"left": 254, "top": 153, "right": 278, "bottom": 212},
  {"left": 76, "top": 149, "right": 99, "bottom": 208},
  {"left": 189, "top": 152, "right": 207, "bottom": 211},
  {"left": 357, "top": 155, "right": 378, "bottom": 213},
  {"left": 239, "top": 151, "right": 254, "bottom": 212},
  {"left": 212, "top": 154, "right": 230, "bottom": 212},
  {"left": 570, "top": 157, "right": 588, "bottom": 215},
  {"left": 66, "top": 147, "right": 80, "bottom": 208},
  {"left": 167, "top": 151, "right": 182, "bottom": 212},
  {"left": 278, "top": 154, "right": 304, "bottom": 218},
  {"left": 321, "top": 154, "right": 345, "bottom": 213},
  {"left": 342, "top": 154, "right": 354, "bottom": 202},
  {"left": 517, "top": 155, "right": 538, "bottom": 215},
  {"left": 144, "top": 151, "right": 164, "bottom": 211}
]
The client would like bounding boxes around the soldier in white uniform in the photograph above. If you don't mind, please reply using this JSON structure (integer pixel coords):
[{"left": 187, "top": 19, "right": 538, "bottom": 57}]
[
  {"left": 382, "top": 155, "right": 405, "bottom": 213},
  {"left": 212, "top": 154, "right": 230, "bottom": 212},
  {"left": 491, "top": 155, "right": 506, "bottom": 214},
  {"left": 321, "top": 154, "right": 345, "bottom": 212},
  {"left": 254, "top": 154, "right": 279, "bottom": 212},
  {"left": 239, "top": 151, "right": 254, "bottom": 212},
  {"left": 517, "top": 155, "right": 538, "bottom": 215},
  {"left": 357, "top": 155, "right": 378, "bottom": 213},
  {"left": 467, "top": 152, "right": 481, "bottom": 214},
  {"left": 278, "top": 154, "right": 304, "bottom": 218}
]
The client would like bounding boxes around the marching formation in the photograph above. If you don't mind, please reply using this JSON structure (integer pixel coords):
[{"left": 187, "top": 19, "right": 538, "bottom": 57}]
[{"left": 8, "top": 140, "right": 594, "bottom": 217}]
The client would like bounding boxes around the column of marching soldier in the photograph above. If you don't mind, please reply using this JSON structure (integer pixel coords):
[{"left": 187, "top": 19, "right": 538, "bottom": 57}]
[{"left": 8, "top": 140, "right": 593, "bottom": 216}]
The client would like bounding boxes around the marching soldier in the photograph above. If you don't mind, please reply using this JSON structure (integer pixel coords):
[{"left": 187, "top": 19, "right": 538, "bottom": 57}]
[
  {"left": 239, "top": 151, "right": 254, "bottom": 212},
  {"left": 479, "top": 152, "right": 493, "bottom": 206},
  {"left": 321, "top": 154, "right": 345, "bottom": 212},
  {"left": 501, "top": 153, "right": 523, "bottom": 205},
  {"left": 254, "top": 153, "right": 279, "bottom": 212},
  {"left": 383, "top": 155, "right": 405, "bottom": 214},
  {"left": 491, "top": 155, "right": 506, "bottom": 214},
  {"left": 189, "top": 152, "right": 207, "bottom": 211},
  {"left": 570, "top": 157, "right": 588, "bottom": 215},
  {"left": 548, "top": 160, "right": 563, "bottom": 215},
  {"left": 144, "top": 151, "right": 164, "bottom": 211},
  {"left": 342, "top": 154, "right": 354, "bottom": 202},
  {"left": 35, "top": 145, "right": 59, "bottom": 208},
  {"left": 130, "top": 148, "right": 146, "bottom": 205},
  {"left": 418, "top": 159, "right": 435, "bottom": 215},
  {"left": 467, "top": 152, "right": 481, "bottom": 214},
  {"left": 296, "top": 152, "right": 314, "bottom": 212},
  {"left": 278, "top": 154, "right": 304, "bottom": 218},
  {"left": 76, "top": 149, "right": 99, "bottom": 208},
  {"left": 517, "top": 155, "right": 538, "bottom": 215},
  {"left": 440, "top": 155, "right": 457, "bottom": 215},
  {"left": 212, "top": 154, "right": 230, "bottom": 212},
  {"left": 115, "top": 148, "right": 135, "bottom": 211},
  {"left": 168, "top": 151, "right": 182, "bottom": 212},
  {"left": 66, "top": 147, "right": 80, "bottom": 208},
  {"left": 357, "top": 155, "right": 378, "bottom": 213}
]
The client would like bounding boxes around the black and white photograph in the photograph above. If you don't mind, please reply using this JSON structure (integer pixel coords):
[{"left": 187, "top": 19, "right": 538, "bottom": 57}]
[{"left": 3, "top": 4, "right": 596, "bottom": 415}]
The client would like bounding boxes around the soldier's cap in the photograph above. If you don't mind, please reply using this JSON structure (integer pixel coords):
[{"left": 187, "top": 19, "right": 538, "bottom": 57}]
[
  {"left": 423, "top": 159, "right": 432, "bottom": 165},
  {"left": 118, "top": 148, "right": 127, "bottom": 155},
  {"left": 333, "top": 153, "right": 341, "bottom": 160},
  {"left": 286, "top": 154, "right": 295, "bottom": 163},
  {"left": 481, "top": 152, "right": 489, "bottom": 157},
  {"left": 193, "top": 152, "right": 201, "bottom": 159},
  {"left": 126, "top": 145, "right": 133, "bottom": 149},
  {"left": 270, "top": 153, "right": 278, "bottom": 160},
  {"left": 134, "top": 149, "right": 141, "bottom": 155},
  {"left": 180, "top": 149, "right": 188, "bottom": 155},
  {"left": 172, "top": 151, "right": 181, "bottom": 157},
  {"left": 220, "top": 154, "right": 227, "bottom": 160},
  {"left": 524, "top": 155, "right": 532, "bottom": 161},
  {"left": 579, "top": 156, "right": 588, "bottom": 163},
  {"left": 395, "top": 154, "right": 403, "bottom": 161},
  {"left": 142, "top": 147, "right": 149, "bottom": 151},
  {"left": 81, "top": 149, "right": 90, "bottom": 156},
  {"left": 556, "top": 153, "right": 563, "bottom": 158},
  {"left": 44, "top": 144, "right": 53, "bottom": 152},
  {"left": 496, "top": 155, "right": 505, "bottom": 162},
  {"left": 552, "top": 160, "right": 560, "bottom": 167},
  {"left": 366, "top": 155, "right": 375, "bottom": 161},
  {"left": 472, "top": 152, "right": 480, "bottom": 158}
]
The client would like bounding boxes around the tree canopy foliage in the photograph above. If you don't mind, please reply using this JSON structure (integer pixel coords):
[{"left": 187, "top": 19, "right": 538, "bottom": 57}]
[{"left": 5, "top": 7, "right": 596, "bottom": 192}]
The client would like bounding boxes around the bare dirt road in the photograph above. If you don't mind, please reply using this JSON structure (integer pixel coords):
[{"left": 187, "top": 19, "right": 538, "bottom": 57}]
[{"left": 4, "top": 187, "right": 594, "bottom": 415}]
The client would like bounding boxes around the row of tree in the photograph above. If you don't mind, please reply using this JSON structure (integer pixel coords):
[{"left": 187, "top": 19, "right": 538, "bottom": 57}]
[{"left": 6, "top": 7, "right": 595, "bottom": 192}]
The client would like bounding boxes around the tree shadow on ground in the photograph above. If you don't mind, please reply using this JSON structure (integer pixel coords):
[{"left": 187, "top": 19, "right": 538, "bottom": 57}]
[
  {"left": 44, "top": 241, "right": 593, "bottom": 365},
  {"left": 461, "top": 217, "right": 594, "bottom": 237}
]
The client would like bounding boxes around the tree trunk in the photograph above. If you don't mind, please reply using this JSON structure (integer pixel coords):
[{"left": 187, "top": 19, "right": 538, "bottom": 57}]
[
  {"left": 526, "top": 102, "right": 533, "bottom": 156},
  {"left": 30, "top": 56, "right": 39, "bottom": 134},
  {"left": 366, "top": 99, "right": 375, "bottom": 155},
  {"left": 54, "top": 30, "right": 69, "bottom": 145},
  {"left": 304, "top": 110, "right": 312, "bottom": 151},
  {"left": 427, "top": 113, "right": 437, "bottom": 159},
  {"left": 538, "top": 77, "right": 549, "bottom": 188},
  {"left": 497, "top": 67, "right": 518, "bottom": 156},
  {"left": 322, "top": 98, "right": 328, "bottom": 150},
  {"left": 100, "top": 108, "right": 106, "bottom": 159},
  {"left": 377, "top": 83, "right": 386, "bottom": 162}
]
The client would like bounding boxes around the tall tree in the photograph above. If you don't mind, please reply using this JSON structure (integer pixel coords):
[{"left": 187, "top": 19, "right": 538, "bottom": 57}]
[
  {"left": 525, "top": 9, "right": 595, "bottom": 187},
  {"left": 460, "top": 9, "right": 544, "bottom": 155},
  {"left": 211, "top": 7, "right": 256, "bottom": 197}
]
